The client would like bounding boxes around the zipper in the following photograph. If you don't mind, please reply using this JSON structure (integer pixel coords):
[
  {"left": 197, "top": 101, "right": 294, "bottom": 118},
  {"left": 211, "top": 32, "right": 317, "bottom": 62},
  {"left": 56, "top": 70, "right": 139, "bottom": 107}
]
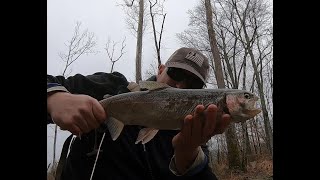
[{"left": 143, "top": 144, "right": 156, "bottom": 180}]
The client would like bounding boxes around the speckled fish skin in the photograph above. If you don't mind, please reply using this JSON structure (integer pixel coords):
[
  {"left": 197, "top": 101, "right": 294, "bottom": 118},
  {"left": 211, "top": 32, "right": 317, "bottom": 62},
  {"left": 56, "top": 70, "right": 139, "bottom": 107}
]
[{"left": 99, "top": 87, "right": 261, "bottom": 130}]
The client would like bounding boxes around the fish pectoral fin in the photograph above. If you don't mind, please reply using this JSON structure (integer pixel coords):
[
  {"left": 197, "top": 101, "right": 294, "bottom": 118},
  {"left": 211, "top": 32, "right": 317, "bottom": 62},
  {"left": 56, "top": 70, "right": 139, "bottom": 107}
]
[
  {"left": 135, "top": 128, "right": 159, "bottom": 144},
  {"left": 138, "top": 81, "right": 170, "bottom": 91},
  {"left": 103, "top": 94, "right": 113, "bottom": 99},
  {"left": 106, "top": 117, "right": 124, "bottom": 141}
]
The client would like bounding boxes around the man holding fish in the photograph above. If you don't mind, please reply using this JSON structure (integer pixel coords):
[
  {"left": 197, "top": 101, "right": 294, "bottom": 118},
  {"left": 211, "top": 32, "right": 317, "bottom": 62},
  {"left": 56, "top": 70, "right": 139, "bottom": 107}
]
[{"left": 47, "top": 47, "right": 260, "bottom": 180}]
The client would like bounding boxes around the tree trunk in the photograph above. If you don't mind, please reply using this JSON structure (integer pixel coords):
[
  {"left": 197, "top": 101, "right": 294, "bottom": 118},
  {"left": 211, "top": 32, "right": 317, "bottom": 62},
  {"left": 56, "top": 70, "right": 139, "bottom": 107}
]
[
  {"left": 225, "top": 126, "right": 242, "bottom": 170},
  {"left": 204, "top": 0, "right": 224, "bottom": 88},
  {"left": 247, "top": 44, "right": 273, "bottom": 157},
  {"left": 204, "top": 0, "right": 241, "bottom": 170},
  {"left": 135, "top": 0, "right": 144, "bottom": 83},
  {"left": 240, "top": 53, "right": 251, "bottom": 171},
  {"left": 111, "top": 62, "right": 115, "bottom": 73},
  {"left": 233, "top": 0, "right": 273, "bottom": 158},
  {"left": 250, "top": 120, "right": 258, "bottom": 154},
  {"left": 253, "top": 119, "right": 262, "bottom": 154},
  {"left": 52, "top": 125, "right": 57, "bottom": 175},
  {"left": 148, "top": 0, "right": 166, "bottom": 67},
  {"left": 241, "top": 122, "right": 252, "bottom": 171}
]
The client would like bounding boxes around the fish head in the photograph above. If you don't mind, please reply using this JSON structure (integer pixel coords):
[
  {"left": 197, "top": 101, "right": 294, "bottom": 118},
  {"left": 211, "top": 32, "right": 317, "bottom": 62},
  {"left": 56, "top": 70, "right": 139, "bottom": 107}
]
[{"left": 226, "top": 90, "right": 261, "bottom": 123}]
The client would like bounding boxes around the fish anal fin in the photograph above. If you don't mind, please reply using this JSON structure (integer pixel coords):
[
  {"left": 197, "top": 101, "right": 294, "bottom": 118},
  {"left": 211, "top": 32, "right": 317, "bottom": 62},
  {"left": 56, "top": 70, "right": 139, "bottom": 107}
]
[
  {"left": 135, "top": 128, "right": 159, "bottom": 144},
  {"left": 106, "top": 117, "right": 124, "bottom": 141}
]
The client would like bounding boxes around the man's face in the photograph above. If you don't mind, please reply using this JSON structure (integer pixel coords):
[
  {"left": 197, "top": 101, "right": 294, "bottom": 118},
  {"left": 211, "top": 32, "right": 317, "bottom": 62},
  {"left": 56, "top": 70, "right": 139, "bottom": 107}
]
[{"left": 156, "top": 65, "right": 204, "bottom": 89}]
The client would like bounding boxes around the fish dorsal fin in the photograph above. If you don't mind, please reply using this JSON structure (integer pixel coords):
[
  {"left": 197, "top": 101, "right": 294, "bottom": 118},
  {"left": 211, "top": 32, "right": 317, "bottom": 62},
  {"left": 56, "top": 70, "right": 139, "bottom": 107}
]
[
  {"left": 138, "top": 81, "right": 170, "bottom": 91},
  {"left": 106, "top": 117, "right": 124, "bottom": 141},
  {"left": 127, "top": 82, "right": 141, "bottom": 92},
  {"left": 135, "top": 128, "right": 159, "bottom": 144}
]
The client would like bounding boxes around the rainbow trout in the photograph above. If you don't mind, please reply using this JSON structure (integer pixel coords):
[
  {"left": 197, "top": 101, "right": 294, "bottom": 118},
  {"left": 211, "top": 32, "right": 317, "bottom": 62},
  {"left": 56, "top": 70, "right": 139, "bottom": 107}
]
[{"left": 100, "top": 81, "right": 261, "bottom": 144}]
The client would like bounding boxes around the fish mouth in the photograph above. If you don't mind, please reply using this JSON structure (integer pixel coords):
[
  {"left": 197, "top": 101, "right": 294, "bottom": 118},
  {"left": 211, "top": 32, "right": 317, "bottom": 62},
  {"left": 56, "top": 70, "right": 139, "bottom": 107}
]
[
  {"left": 243, "top": 108, "right": 262, "bottom": 118},
  {"left": 220, "top": 103, "right": 261, "bottom": 118},
  {"left": 231, "top": 108, "right": 262, "bottom": 123}
]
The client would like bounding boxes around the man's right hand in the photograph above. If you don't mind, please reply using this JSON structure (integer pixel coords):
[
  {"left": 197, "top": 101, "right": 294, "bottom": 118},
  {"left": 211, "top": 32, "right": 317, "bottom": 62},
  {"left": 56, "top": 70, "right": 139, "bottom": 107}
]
[{"left": 47, "top": 92, "right": 107, "bottom": 135}]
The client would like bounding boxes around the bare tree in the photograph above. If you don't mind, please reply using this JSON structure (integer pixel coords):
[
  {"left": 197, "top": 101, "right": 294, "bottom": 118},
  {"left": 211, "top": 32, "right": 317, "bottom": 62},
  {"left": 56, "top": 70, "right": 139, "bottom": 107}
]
[
  {"left": 120, "top": 0, "right": 146, "bottom": 83},
  {"left": 144, "top": 60, "right": 159, "bottom": 79},
  {"left": 59, "top": 21, "right": 97, "bottom": 77},
  {"left": 230, "top": 0, "right": 273, "bottom": 157},
  {"left": 205, "top": 0, "right": 224, "bottom": 88},
  {"left": 177, "top": 0, "right": 272, "bottom": 172},
  {"left": 148, "top": 0, "right": 166, "bottom": 67},
  {"left": 134, "top": 0, "right": 145, "bottom": 83},
  {"left": 213, "top": 0, "right": 273, "bottom": 167},
  {"left": 105, "top": 37, "right": 127, "bottom": 72},
  {"left": 120, "top": 0, "right": 148, "bottom": 37},
  {"left": 204, "top": 0, "right": 242, "bottom": 171},
  {"left": 121, "top": 0, "right": 168, "bottom": 81},
  {"left": 124, "top": 0, "right": 135, "bottom": 6},
  {"left": 51, "top": 21, "right": 97, "bottom": 176}
]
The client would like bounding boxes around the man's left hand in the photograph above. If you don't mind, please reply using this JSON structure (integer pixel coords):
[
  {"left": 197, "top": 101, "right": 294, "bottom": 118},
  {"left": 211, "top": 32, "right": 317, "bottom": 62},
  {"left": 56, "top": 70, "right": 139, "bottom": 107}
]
[{"left": 172, "top": 104, "right": 231, "bottom": 174}]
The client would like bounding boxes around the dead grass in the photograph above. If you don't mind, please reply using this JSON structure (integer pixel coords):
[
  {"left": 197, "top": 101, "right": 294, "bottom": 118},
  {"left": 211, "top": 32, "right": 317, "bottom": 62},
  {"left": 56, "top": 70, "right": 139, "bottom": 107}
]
[
  {"left": 47, "top": 173, "right": 55, "bottom": 180},
  {"left": 212, "top": 155, "right": 273, "bottom": 180},
  {"left": 47, "top": 162, "right": 57, "bottom": 180}
]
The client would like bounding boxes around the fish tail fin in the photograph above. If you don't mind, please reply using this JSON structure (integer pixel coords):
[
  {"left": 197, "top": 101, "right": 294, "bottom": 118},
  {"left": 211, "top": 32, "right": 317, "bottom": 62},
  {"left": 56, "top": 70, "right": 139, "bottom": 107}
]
[
  {"left": 135, "top": 128, "right": 159, "bottom": 144},
  {"left": 106, "top": 117, "right": 124, "bottom": 141}
]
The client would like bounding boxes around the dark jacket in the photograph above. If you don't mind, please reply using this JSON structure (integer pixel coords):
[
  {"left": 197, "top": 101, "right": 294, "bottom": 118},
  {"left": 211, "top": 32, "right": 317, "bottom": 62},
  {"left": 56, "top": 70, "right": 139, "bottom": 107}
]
[{"left": 47, "top": 72, "right": 218, "bottom": 180}]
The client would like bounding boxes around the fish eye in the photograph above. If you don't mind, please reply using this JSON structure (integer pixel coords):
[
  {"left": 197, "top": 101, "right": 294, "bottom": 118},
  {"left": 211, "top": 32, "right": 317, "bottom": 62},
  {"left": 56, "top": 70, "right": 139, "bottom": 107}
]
[{"left": 244, "top": 93, "right": 251, "bottom": 99}]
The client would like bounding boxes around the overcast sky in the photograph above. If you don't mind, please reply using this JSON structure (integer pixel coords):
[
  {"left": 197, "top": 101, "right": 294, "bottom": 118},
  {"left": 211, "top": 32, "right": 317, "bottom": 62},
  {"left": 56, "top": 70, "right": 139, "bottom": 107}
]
[
  {"left": 47, "top": 0, "right": 199, "bottom": 81},
  {"left": 47, "top": 0, "right": 200, "bottom": 167}
]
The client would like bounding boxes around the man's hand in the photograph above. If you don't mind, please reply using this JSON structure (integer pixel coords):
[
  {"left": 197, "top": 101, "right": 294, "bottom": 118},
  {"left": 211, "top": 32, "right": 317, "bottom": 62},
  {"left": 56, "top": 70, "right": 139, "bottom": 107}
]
[
  {"left": 172, "top": 104, "right": 231, "bottom": 174},
  {"left": 47, "top": 92, "right": 107, "bottom": 135}
]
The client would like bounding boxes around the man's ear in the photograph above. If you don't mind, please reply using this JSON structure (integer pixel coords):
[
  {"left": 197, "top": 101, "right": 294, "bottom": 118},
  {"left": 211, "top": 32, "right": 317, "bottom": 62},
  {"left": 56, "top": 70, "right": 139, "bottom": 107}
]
[{"left": 158, "top": 64, "right": 166, "bottom": 75}]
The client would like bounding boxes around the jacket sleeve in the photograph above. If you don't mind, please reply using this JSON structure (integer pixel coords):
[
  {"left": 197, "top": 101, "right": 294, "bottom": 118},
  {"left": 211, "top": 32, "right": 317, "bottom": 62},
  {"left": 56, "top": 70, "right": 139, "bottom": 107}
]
[
  {"left": 186, "top": 144, "right": 218, "bottom": 179},
  {"left": 47, "top": 71, "right": 129, "bottom": 124},
  {"left": 47, "top": 72, "right": 129, "bottom": 99},
  {"left": 189, "top": 144, "right": 218, "bottom": 179},
  {"left": 169, "top": 144, "right": 217, "bottom": 179}
]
